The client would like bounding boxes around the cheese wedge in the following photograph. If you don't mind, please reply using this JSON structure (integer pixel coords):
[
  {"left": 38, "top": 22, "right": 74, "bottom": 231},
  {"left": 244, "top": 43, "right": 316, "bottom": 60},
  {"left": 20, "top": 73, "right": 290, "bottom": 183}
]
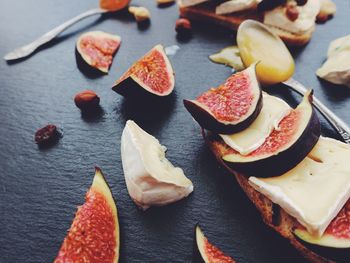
[
  {"left": 249, "top": 137, "right": 350, "bottom": 237},
  {"left": 220, "top": 93, "right": 290, "bottom": 155},
  {"left": 317, "top": 35, "right": 350, "bottom": 87},
  {"left": 121, "top": 120, "right": 193, "bottom": 210}
]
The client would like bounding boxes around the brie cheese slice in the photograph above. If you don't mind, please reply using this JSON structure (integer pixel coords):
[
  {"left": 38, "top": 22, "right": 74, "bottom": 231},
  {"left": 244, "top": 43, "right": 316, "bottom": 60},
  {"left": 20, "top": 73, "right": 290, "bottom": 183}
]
[
  {"left": 249, "top": 137, "right": 350, "bottom": 237},
  {"left": 317, "top": 35, "right": 350, "bottom": 87},
  {"left": 216, "top": 0, "right": 260, "bottom": 15},
  {"left": 220, "top": 94, "right": 290, "bottom": 155},
  {"left": 121, "top": 120, "right": 193, "bottom": 210}
]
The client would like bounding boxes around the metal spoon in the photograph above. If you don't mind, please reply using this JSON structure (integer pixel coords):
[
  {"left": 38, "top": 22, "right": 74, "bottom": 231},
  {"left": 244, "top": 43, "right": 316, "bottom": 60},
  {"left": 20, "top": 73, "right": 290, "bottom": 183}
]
[
  {"left": 237, "top": 19, "right": 350, "bottom": 144},
  {"left": 4, "top": 8, "right": 108, "bottom": 61}
]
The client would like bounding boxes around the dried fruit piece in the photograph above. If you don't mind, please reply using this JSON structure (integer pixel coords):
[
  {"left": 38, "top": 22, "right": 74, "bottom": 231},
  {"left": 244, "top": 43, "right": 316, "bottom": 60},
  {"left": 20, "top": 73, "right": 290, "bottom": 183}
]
[
  {"left": 54, "top": 167, "right": 119, "bottom": 263},
  {"left": 184, "top": 63, "right": 262, "bottom": 134},
  {"left": 74, "top": 90, "right": 100, "bottom": 110},
  {"left": 112, "top": 44, "right": 175, "bottom": 97},
  {"left": 194, "top": 225, "right": 236, "bottom": 263},
  {"left": 129, "top": 6, "right": 150, "bottom": 22},
  {"left": 207, "top": 91, "right": 321, "bottom": 177},
  {"left": 76, "top": 31, "right": 121, "bottom": 73},
  {"left": 175, "top": 18, "right": 192, "bottom": 35},
  {"left": 99, "top": 0, "right": 130, "bottom": 11},
  {"left": 34, "top": 124, "right": 59, "bottom": 145},
  {"left": 316, "top": 0, "right": 336, "bottom": 23},
  {"left": 286, "top": 2, "right": 299, "bottom": 21}
]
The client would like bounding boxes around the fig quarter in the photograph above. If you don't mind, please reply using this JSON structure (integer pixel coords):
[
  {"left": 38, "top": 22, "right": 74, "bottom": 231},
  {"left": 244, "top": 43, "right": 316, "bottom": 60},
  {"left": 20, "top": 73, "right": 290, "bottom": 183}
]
[{"left": 74, "top": 90, "right": 100, "bottom": 110}]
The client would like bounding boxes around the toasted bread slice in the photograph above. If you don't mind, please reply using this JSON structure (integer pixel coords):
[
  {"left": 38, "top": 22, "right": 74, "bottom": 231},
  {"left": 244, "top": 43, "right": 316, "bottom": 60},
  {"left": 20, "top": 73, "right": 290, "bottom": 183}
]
[
  {"left": 178, "top": 0, "right": 313, "bottom": 46},
  {"left": 204, "top": 131, "right": 334, "bottom": 263}
]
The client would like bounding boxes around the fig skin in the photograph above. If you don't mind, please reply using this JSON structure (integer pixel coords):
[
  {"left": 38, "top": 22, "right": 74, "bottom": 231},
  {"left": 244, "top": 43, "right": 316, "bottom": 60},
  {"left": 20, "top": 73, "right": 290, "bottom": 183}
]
[
  {"left": 184, "top": 92, "right": 263, "bottom": 135},
  {"left": 294, "top": 232, "right": 350, "bottom": 263},
  {"left": 184, "top": 64, "right": 263, "bottom": 135},
  {"left": 204, "top": 92, "right": 321, "bottom": 177},
  {"left": 112, "top": 45, "right": 175, "bottom": 98}
]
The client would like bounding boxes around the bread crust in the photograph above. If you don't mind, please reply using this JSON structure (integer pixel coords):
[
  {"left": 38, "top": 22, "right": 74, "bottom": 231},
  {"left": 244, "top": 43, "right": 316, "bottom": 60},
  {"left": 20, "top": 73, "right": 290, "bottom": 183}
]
[
  {"left": 178, "top": 1, "right": 313, "bottom": 46},
  {"left": 203, "top": 131, "right": 335, "bottom": 263}
]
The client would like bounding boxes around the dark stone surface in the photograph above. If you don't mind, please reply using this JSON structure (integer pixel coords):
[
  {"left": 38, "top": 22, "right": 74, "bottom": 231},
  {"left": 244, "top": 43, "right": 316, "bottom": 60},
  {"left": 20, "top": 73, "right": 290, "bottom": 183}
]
[{"left": 0, "top": 0, "right": 349, "bottom": 262}]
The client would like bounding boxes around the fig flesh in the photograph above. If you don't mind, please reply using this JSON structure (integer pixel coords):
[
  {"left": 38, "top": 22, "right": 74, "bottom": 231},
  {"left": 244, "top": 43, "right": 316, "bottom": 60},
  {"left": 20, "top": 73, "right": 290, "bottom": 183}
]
[
  {"left": 294, "top": 200, "right": 350, "bottom": 263},
  {"left": 112, "top": 44, "right": 175, "bottom": 97},
  {"left": 194, "top": 225, "right": 235, "bottom": 263},
  {"left": 184, "top": 64, "right": 262, "bottom": 134},
  {"left": 54, "top": 167, "right": 119, "bottom": 263},
  {"left": 207, "top": 91, "right": 321, "bottom": 177},
  {"left": 76, "top": 31, "right": 121, "bottom": 73}
]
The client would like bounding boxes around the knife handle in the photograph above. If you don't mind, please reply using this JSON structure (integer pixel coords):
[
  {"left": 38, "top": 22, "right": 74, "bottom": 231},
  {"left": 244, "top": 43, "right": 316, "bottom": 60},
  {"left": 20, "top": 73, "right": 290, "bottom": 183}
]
[
  {"left": 4, "top": 8, "right": 107, "bottom": 60},
  {"left": 284, "top": 78, "right": 350, "bottom": 144}
]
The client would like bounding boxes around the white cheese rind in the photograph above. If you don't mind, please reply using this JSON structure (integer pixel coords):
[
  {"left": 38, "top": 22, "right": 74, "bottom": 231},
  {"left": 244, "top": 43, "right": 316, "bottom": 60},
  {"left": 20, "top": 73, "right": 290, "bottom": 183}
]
[
  {"left": 216, "top": 0, "right": 259, "bottom": 15},
  {"left": 249, "top": 137, "right": 350, "bottom": 237},
  {"left": 220, "top": 94, "right": 290, "bottom": 155},
  {"left": 263, "top": 0, "right": 320, "bottom": 35},
  {"left": 121, "top": 120, "right": 193, "bottom": 210},
  {"left": 317, "top": 35, "right": 350, "bottom": 87}
]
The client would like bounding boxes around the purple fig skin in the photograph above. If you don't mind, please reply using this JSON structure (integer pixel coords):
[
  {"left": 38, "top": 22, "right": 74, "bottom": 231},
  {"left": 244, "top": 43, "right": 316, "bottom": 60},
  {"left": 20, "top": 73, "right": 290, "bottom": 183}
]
[
  {"left": 112, "top": 75, "right": 174, "bottom": 98},
  {"left": 204, "top": 92, "right": 321, "bottom": 177},
  {"left": 184, "top": 91, "right": 263, "bottom": 134},
  {"left": 294, "top": 231, "right": 350, "bottom": 262}
]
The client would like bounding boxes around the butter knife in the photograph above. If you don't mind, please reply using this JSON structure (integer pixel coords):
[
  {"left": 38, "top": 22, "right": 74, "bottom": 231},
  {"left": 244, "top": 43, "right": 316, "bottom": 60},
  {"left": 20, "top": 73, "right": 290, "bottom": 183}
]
[
  {"left": 283, "top": 78, "right": 350, "bottom": 144},
  {"left": 4, "top": 8, "right": 108, "bottom": 61}
]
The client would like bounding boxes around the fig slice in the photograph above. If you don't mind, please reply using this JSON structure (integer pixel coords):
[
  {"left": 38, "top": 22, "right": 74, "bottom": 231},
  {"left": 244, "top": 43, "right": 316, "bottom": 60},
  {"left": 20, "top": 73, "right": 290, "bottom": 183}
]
[
  {"left": 294, "top": 199, "right": 350, "bottom": 262},
  {"left": 194, "top": 225, "right": 236, "bottom": 263},
  {"left": 54, "top": 167, "right": 119, "bottom": 263},
  {"left": 76, "top": 31, "right": 121, "bottom": 73},
  {"left": 207, "top": 90, "right": 321, "bottom": 177},
  {"left": 112, "top": 44, "right": 175, "bottom": 97},
  {"left": 121, "top": 120, "right": 193, "bottom": 210},
  {"left": 184, "top": 63, "right": 262, "bottom": 134}
]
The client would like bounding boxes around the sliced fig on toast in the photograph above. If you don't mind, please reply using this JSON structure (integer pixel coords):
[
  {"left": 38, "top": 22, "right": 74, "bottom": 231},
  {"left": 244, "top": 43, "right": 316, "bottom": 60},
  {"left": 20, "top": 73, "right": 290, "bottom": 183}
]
[
  {"left": 76, "top": 31, "right": 121, "bottom": 73},
  {"left": 206, "top": 90, "right": 321, "bottom": 177},
  {"left": 184, "top": 63, "right": 262, "bottom": 134},
  {"left": 194, "top": 225, "right": 235, "bottom": 263},
  {"left": 294, "top": 200, "right": 350, "bottom": 263},
  {"left": 112, "top": 44, "right": 175, "bottom": 97}
]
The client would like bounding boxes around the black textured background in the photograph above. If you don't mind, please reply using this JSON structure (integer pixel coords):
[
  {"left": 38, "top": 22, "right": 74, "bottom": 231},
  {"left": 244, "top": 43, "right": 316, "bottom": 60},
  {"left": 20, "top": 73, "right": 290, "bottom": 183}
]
[{"left": 0, "top": 0, "right": 350, "bottom": 262}]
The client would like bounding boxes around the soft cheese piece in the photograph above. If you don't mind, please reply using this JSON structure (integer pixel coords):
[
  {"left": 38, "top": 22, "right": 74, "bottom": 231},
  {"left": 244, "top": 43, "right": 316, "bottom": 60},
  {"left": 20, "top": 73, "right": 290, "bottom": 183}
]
[
  {"left": 220, "top": 93, "right": 290, "bottom": 155},
  {"left": 317, "top": 35, "right": 350, "bottom": 87},
  {"left": 121, "top": 120, "right": 193, "bottom": 210},
  {"left": 216, "top": 0, "right": 260, "bottom": 15},
  {"left": 179, "top": 0, "right": 209, "bottom": 7},
  {"left": 263, "top": 0, "right": 320, "bottom": 35},
  {"left": 249, "top": 137, "right": 350, "bottom": 237}
]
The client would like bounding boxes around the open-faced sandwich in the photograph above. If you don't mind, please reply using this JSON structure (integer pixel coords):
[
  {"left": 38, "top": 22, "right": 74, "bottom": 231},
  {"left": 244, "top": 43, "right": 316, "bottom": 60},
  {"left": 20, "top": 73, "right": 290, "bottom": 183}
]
[
  {"left": 178, "top": 0, "right": 336, "bottom": 46},
  {"left": 184, "top": 65, "right": 350, "bottom": 262}
]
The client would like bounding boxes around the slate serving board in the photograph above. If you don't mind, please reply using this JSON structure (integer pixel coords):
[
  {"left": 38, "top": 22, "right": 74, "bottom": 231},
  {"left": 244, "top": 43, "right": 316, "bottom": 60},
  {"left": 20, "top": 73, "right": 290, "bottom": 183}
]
[{"left": 0, "top": 0, "right": 350, "bottom": 262}]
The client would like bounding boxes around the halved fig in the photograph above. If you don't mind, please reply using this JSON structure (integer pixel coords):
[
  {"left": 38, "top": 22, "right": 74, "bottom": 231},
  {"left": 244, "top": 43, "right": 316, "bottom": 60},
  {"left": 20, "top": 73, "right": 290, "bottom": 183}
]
[
  {"left": 76, "top": 31, "right": 121, "bottom": 73},
  {"left": 294, "top": 199, "right": 350, "bottom": 263},
  {"left": 206, "top": 91, "right": 321, "bottom": 177},
  {"left": 54, "top": 167, "right": 119, "bottom": 263},
  {"left": 112, "top": 44, "right": 175, "bottom": 97},
  {"left": 194, "top": 225, "right": 236, "bottom": 263},
  {"left": 184, "top": 63, "right": 262, "bottom": 134}
]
